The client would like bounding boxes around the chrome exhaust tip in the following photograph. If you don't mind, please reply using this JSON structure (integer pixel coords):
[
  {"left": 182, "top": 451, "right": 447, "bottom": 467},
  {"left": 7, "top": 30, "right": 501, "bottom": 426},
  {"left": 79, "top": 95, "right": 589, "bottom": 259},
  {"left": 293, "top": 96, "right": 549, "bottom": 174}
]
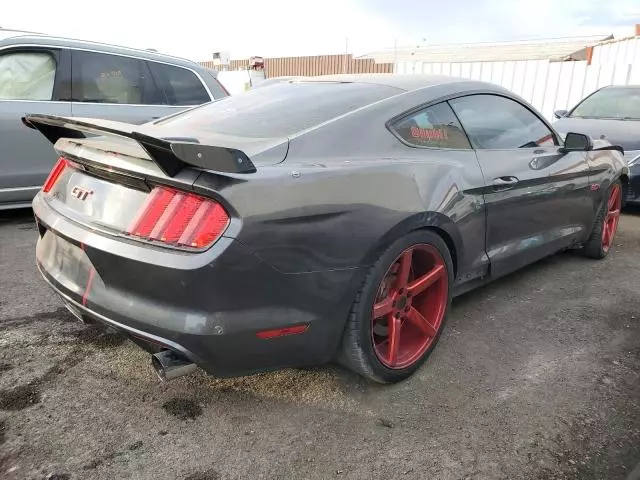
[{"left": 151, "top": 350, "right": 196, "bottom": 382}]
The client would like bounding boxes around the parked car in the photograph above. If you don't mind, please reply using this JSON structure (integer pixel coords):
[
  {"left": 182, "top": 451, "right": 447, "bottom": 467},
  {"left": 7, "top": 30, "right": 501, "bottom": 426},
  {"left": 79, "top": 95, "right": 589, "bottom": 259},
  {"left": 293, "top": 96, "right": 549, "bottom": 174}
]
[
  {"left": 0, "top": 34, "right": 228, "bottom": 209},
  {"left": 26, "top": 74, "right": 627, "bottom": 384},
  {"left": 553, "top": 85, "right": 640, "bottom": 204},
  {"left": 214, "top": 68, "right": 267, "bottom": 94}
]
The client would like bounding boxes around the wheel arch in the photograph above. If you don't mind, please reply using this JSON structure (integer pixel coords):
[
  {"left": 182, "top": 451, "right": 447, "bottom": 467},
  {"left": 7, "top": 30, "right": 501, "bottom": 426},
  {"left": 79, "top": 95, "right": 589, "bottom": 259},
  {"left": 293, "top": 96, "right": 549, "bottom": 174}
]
[
  {"left": 619, "top": 173, "right": 629, "bottom": 205},
  {"left": 361, "top": 212, "right": 462, "bottom": 279}
]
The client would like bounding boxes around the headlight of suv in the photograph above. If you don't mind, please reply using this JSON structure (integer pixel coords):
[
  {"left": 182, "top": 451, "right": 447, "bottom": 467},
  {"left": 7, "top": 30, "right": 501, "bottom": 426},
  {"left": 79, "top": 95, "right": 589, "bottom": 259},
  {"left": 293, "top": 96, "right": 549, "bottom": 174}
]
[{"left": 624, "top": 150, "right": 640, "bottom": 166}]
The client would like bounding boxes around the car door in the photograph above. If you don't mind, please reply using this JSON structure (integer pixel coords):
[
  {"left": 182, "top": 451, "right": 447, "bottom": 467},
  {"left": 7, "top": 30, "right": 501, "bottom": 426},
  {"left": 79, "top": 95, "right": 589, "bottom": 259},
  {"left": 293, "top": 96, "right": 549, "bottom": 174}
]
[
  {"left": 70, "top": 50, "right": 182, "bottom": 125},
  {"left": 0, "top": 46, "right": 72, "bottom": 205},
  {"left": 449, "top": 94, "right": 590, "bottom": 277},
  {"left": 389, "top": 101, "right": 490, "bottom": 285}
]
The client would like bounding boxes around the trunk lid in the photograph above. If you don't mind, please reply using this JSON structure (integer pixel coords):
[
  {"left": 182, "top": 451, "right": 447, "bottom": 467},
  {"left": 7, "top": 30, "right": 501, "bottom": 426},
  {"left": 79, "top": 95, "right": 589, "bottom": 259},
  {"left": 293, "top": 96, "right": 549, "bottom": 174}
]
[
  {"left": 46, "top": 158, "right": 153, "bottom": 235},
  {"left": 27, "top": 115, "right": 287, "bottom": 242}
]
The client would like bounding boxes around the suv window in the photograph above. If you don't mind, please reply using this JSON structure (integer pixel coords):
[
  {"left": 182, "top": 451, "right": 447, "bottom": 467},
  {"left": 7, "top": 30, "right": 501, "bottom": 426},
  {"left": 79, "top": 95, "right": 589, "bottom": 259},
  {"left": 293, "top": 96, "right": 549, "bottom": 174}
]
[
  {"left": 148, "top": 62, "right": 210, "bottom": 106},
  {"left": 449, "top": 94, "right": 556, "bottom": 149},
  {"left": 391, "top": 102, "right": 471, "bottom": 149},
  {"left": 0, "top": 51, "right": 56, "bottom": 100},
  {"left": 72, "top": 51, "right": 156, "bottom": 105}
]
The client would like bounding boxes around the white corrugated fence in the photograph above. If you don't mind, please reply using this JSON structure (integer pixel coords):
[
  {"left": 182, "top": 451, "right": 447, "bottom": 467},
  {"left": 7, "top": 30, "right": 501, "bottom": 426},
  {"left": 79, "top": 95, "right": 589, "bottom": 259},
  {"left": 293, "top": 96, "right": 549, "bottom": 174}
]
[
  {"left": 396, "top": 57, "right": 640, "bottom": 121},
  {"left": 591, "top": 37, "right": 640, "bottom": 65}
]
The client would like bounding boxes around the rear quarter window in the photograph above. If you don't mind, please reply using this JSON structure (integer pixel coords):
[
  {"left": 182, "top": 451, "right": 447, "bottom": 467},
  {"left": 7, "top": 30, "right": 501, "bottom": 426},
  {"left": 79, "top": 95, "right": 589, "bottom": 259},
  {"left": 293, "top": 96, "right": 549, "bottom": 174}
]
[{"left": 390, "top": 102, "right": 471, "bottom": 149}]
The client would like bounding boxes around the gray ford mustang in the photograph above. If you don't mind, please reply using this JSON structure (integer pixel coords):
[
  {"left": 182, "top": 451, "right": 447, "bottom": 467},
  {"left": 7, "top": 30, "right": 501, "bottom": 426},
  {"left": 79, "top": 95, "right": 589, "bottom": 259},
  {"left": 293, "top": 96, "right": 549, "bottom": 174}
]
[{"left": 25, "top": 74, "right": 627, "bottom": 384}]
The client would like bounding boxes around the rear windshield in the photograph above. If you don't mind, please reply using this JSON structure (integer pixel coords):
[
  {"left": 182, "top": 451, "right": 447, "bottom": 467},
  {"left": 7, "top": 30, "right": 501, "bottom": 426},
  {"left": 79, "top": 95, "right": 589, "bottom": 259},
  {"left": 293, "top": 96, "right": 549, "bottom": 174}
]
[
  {"left": 570, "top": 87, "right": 640, "bottom": 120},
  {"left": 153, "top": 81, "right": 401, "bottom": 137}
]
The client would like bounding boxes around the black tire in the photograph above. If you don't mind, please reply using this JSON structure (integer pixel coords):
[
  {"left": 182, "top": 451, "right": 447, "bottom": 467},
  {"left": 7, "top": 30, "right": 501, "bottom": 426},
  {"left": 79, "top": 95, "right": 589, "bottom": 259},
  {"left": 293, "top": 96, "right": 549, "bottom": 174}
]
[
  {"left": 337, "top": 230, "right": 453, "bottom": 383},
  {"left": 582, "top": 180, "right": 621, "bottom": 259}
]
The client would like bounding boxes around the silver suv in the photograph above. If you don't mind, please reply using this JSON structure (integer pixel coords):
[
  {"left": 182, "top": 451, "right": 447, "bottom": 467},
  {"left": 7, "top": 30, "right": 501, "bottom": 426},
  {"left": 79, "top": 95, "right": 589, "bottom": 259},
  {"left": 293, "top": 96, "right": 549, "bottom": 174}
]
[{"left": 0, "top": 34, "right": 228, "bottom": 209}]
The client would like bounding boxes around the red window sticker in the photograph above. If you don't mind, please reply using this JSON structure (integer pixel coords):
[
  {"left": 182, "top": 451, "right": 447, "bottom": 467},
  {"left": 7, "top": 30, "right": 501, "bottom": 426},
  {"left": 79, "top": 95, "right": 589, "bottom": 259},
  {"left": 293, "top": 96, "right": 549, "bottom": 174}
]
[
  {"left": 536, "top": 133, "right": 555, "bottom": 146},
  {"left": 410, "top": 127, "right": 449, "bottom": 141}
]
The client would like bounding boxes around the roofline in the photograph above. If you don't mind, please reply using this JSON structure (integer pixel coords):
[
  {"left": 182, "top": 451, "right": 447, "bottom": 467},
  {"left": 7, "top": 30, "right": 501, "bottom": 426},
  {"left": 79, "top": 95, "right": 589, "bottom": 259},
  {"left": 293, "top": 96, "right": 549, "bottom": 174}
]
[
  {"left": 0, "top": 27, "right": 45, "bottom": 35},
  {"left": 593, "top": 33, "right": 640, "bottom": 47},
  {"left": 0, "top": 34, "right": 195, "bottom": 64},
  {"left": 297, "top": 73, "right": 480, "bottom": 92},
  {"left": 357, "top": 34, "right": 613, "bottom": 59}
]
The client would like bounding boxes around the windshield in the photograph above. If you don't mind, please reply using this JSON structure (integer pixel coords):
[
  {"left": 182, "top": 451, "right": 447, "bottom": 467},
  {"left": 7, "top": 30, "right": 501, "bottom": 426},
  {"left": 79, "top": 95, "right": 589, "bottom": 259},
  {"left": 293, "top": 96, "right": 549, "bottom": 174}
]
[
  {"left": 570, "top": 87, "right": 640, "bottom": 120},
  {"left": 153, "top": 81, "right": 401, "bottom": 137}
]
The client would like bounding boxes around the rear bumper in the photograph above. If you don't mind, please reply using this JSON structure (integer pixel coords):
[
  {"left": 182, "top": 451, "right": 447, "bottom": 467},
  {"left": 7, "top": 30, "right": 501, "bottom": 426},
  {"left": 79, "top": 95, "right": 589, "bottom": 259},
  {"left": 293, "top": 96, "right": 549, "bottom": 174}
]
[
  {"left": 38, "top": 266, "right": 200, "bottom": 362},
  {"left": 33, "top": 193, "right": 362, "bottom": 377}
]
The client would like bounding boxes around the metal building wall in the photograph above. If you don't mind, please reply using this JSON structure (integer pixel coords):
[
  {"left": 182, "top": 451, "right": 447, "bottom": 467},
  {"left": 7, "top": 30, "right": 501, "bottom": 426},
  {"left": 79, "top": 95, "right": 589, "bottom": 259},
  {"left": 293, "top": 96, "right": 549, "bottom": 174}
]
[{"left": 200, "top": 54, "right": 393, "bottom": 78}]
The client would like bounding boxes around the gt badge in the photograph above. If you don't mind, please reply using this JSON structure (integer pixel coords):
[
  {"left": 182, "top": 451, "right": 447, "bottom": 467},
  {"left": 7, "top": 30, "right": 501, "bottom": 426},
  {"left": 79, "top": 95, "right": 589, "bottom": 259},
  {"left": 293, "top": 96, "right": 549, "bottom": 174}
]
[{"left": 71, "top": 185, "right": 94, "bottom": 201}]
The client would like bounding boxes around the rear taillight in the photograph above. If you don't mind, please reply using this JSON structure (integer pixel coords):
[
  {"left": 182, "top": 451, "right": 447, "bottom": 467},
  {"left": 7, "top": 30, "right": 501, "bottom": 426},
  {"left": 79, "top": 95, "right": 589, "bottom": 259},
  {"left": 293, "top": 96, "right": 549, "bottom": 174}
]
[
  {"left": 126, "top": 186, "right": 229, "bottom": 249},
  {"left": 42, "top": 157, "right": 68, "bottom": 193}
]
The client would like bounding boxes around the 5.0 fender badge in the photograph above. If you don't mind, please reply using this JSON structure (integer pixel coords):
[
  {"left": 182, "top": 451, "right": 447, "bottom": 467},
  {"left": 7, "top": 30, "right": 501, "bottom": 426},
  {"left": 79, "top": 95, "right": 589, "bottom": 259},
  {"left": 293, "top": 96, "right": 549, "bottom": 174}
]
[{"left": 71, "top": 185, "right": 94, "bottom": 201}]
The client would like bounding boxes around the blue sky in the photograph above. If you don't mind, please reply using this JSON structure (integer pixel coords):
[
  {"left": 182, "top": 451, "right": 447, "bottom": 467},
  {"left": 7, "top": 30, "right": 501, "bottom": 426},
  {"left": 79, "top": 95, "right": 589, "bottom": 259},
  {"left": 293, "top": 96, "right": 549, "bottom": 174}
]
[{"left": 2, "top": 0, "right": 639, "bottom": 60}]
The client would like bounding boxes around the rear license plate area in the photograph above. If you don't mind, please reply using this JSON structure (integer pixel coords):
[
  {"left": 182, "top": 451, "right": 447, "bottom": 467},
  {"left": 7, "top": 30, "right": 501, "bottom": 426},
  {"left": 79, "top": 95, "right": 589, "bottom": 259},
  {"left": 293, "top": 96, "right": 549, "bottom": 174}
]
[{"left": 37, "top": 230, "right": 101, "bottom": 304}]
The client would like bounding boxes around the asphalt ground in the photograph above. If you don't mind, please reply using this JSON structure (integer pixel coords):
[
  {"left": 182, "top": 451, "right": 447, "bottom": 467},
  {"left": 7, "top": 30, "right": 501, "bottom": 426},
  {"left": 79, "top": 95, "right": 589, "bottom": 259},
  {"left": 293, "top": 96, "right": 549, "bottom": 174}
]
[{"left": 0, "top": 207, "right": 638, "bottom": 480}]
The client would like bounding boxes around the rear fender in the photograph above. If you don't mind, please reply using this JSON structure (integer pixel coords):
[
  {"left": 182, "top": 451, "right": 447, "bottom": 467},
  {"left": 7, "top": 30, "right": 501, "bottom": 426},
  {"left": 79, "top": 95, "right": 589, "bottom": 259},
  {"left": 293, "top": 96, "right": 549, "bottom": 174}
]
[{"left": 360, "top": 212, "right": 462, "bottom": 276}]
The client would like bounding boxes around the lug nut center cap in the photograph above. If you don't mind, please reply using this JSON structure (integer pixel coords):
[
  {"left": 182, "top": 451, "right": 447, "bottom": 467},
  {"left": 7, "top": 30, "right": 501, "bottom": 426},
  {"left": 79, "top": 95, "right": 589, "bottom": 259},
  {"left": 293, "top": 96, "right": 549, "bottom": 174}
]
[{"left": 396, "top": 295, "right": 408, "bottom": 310}]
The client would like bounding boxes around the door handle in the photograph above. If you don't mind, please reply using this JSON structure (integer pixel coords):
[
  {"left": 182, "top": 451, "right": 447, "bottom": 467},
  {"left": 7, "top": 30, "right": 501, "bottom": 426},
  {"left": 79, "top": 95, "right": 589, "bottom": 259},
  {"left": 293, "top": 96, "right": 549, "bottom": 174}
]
[{"left": 493, "top": 176, "right": 519, "bottom": 186}]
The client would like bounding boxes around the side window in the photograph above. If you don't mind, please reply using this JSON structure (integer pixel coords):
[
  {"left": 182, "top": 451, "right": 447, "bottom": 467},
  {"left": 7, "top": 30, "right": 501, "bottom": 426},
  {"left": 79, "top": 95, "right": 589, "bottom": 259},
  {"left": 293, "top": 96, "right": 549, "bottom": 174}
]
[
  {"left": 0, "top": 51, "right": 56, "bottom": 100},
  {"left": 148, "top": 62, "right": 210, "bottom": 106},
  {"left": 72, "top": 51, "right": 155, "bottom": 105},
  {"left": 391, "top": 102, "right": 471, "bottom": 149},
  {"left": 204, "top": 70, "right": 229, "bottom": 98},
  {"left": 449, "top": 94, "right": 556, "bottom": 149}
]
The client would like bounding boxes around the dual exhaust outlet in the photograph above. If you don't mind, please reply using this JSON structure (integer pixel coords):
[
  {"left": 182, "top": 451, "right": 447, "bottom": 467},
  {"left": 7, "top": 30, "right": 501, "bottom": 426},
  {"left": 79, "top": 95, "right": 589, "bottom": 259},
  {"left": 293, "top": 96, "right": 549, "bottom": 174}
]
[{"left": 151, "top": 350, "right": 196, "bottom": 382}]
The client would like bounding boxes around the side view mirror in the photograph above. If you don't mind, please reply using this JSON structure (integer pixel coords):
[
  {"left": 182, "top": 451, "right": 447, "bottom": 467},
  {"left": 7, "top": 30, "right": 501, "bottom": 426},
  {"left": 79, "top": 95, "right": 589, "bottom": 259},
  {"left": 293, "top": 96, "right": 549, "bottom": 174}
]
[
  {"left": 559, "top": 132, "right": 593, "bottom": 153},
  {"left": 554, "top": 109, "right": 569, "bottom": 119}
]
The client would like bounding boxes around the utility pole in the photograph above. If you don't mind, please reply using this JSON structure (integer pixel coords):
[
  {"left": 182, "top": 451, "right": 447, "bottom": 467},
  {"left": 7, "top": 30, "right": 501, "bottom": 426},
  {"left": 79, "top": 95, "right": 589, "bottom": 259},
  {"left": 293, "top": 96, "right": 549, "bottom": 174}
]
[
  {"left": 393, "top": 38, "right": 398, "bottom": 72},
  {"left": 343, "top": 37, "right": 349, "bottom": 73}
]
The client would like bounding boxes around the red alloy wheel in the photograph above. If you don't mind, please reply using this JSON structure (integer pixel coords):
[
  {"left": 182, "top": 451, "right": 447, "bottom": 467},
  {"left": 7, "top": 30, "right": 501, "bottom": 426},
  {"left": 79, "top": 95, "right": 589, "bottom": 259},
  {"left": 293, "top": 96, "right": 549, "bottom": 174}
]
[
  {"left": 371, "top": 244, "right": 448, "bottom": 369},
  {"left": 602, "top": 184, "right": 621, "bottom": 253}
]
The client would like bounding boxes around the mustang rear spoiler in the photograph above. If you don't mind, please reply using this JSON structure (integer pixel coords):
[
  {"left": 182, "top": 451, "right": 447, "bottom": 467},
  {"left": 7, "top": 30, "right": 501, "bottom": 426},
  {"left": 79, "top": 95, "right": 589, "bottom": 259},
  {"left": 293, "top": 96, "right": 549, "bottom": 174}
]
[{"left": 22, "top": 114, "right": 257, "bottom": 177}]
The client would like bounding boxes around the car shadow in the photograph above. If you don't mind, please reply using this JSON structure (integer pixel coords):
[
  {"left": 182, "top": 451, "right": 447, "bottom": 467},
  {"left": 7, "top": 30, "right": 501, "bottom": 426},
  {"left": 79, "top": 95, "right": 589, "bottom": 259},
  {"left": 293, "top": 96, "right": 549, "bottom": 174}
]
[
  {"left": 451, "top": 250, "right": 583, "bottom": 309},
  {"left": 0, "top": 206, "right": 34, "bottom": 226},
  {"left": 1, "top": 204, "right": 622, "bottom": 402},
  {"left": 623, "top": 204, "right": 640, "bottom": 216}
]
